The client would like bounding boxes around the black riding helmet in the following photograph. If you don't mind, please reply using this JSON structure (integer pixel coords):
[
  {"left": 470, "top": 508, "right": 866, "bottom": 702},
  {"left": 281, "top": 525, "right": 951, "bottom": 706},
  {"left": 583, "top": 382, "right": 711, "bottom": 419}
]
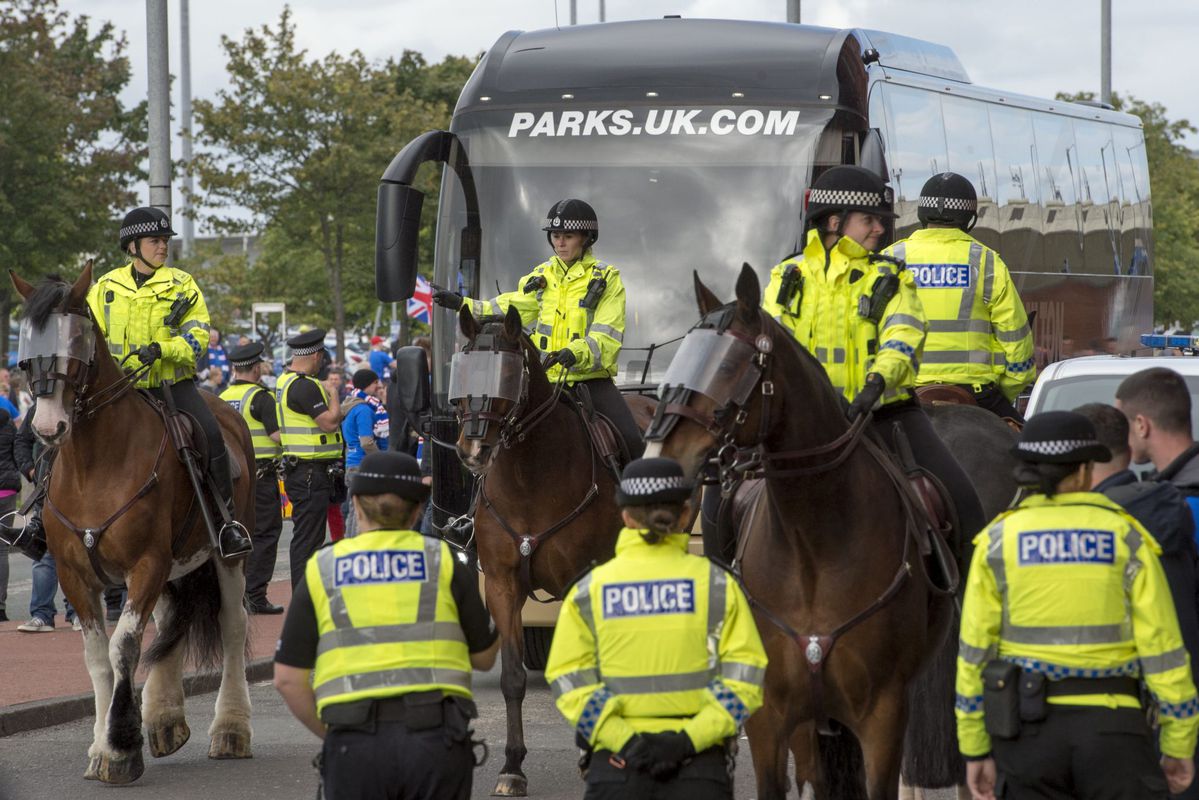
[
  {"left": 542, "top": 199, "right": 598, "bottom": 248},
  {"left": 119, "top": 207, "right": 177, "bottom": 251},
  {"left": 803, "top": 165, "right": 897, "bottom": 234},
  {"left": 917, "top": 172, "right": 978, "bottom": 232}
]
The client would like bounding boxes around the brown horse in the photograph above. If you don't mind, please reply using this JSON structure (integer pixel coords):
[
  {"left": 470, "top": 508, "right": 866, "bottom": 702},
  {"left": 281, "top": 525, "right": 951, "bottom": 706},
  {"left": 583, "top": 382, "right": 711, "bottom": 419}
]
[
  {"left": 451, "top": 306, "right": 653, "bottom": 796},
  {"left": 644, "top": 266, "right": 956, "bottom": 799},
  {"left": 11, "top": 266, "right": 255, "bottom": 784}
]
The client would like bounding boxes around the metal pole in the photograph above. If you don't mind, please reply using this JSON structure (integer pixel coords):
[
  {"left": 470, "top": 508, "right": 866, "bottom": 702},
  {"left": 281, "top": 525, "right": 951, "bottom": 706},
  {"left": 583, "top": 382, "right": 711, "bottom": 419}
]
[
  {"left": 599, "top": 0, "right": 605, "bottom": 22},
  {"left": 1100, "top": 0, "right": 1112, "bottom": 105},
  {"left": 570, "top": 0, "right": 577, "bottom": 25},
  {"left": 180, "top": 0, "right": 195, "bottom": 256},
  {"left": 146, "top": 0, "right": 171, "bottom": 216},
  {"left": 786, "top": 0, "right": 800, "bottom": 23}
]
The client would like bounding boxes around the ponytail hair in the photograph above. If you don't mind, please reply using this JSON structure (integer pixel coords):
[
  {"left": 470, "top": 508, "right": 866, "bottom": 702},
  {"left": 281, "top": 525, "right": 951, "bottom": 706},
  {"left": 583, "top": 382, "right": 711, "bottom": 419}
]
[
  {"left": 1013, "top": 461, "right": 1084, "bottom": 498},
  {"left": 624, "top": 502, "right": 687, "bottom": 544}
]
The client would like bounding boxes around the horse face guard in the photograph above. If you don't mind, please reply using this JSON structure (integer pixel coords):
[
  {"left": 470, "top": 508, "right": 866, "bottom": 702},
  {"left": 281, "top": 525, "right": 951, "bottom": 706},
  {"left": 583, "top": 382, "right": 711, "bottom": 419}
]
[
  {"left": 17, "top": 312, "right": 96, "bottom": 400},
  {"left": 448, "top": 332, "right": 528, "bottom": 441},
  {"left": 645, "top": 304, "right": 772, "bottom": 444}
]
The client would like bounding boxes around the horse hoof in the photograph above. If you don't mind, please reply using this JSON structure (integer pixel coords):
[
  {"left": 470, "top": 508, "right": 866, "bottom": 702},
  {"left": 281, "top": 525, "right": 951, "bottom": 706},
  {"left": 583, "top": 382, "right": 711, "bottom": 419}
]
[
  {"left": 96, "top": 751, "right": 145, "bottom": 784},
  {"left": 83, "top": 755, "right": 101, "bottom": 780},
  {"left": 208, "top": 731, "right": 252, "bottom": 759},
  {"left": 492, "top": 773, "right": 528, "bottom": 796},
  {"left": 147, "top": 719, "right": 191, "bottom": 757}
]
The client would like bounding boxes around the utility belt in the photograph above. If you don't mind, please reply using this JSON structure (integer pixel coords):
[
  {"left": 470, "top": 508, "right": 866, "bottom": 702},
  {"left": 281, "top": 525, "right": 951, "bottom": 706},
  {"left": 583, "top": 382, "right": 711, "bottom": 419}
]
[
  {"left": 280, "top": 456, "right": 344, "bottom": 479},
  {"left": 320, "top": 691, "right": 486, "bottom": 764},
  {"left": 982, "top": 660, "right": 1143, "bottom": 739},
  {"left": 255, "top": 458, "right": 282, "bottom": 481}
]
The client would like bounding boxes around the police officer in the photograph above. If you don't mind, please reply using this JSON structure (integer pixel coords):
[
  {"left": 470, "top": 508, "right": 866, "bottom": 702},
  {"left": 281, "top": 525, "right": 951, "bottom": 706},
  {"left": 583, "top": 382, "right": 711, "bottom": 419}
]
[
  {"left": 220, "top": 342, "right": 284, "bottom": 614},
  {"left": 758, "top": 166, "right": 985, "bottom": 556},
  {"left": 431, "top": 199, "right": 644, "bottom": 462},
  {"left": 277, "top": 328, "right": 344, "bottom": 587},
  {"left": 956, "top": 410, "right": 1199, "bottom": 800},
  {"left": 883, "top": 172, "right": 1035, "bottom": 421},
  {"left": 89, "top": 207, "right": 251, "bottom": 557},
  {"left": 545, "top": 457, "right": 767, "bottom": 799},
  {"left": 273, "top": 451, "right": 498, "bottom": 800}
]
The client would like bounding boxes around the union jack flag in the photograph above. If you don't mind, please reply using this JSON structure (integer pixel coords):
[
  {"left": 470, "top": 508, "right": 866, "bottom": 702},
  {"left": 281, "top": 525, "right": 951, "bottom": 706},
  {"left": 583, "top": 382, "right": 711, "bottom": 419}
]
[{"left": 407, "top": 275, "right": 433, "bottom": 324}]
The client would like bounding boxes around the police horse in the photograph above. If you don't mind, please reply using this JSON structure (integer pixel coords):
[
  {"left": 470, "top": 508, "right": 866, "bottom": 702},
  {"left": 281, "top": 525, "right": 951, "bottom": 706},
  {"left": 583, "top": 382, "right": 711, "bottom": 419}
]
[
  {"left": 11, "top": 266, "right": 254, "bottom": 784},
  {"left": 450, "top": 306, "right": 655, "bottom": 796}
]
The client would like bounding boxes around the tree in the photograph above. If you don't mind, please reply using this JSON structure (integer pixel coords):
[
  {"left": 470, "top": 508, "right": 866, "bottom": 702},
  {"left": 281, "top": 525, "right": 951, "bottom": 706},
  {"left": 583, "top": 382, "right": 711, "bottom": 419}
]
[
  {"left": 1059, "top": 92, "right": 1199, "bottom": 328},
  {"left": 189, "top": 9, "right": 461, "bottom": 358},
  {"left": 0, "top": 0, "right": 144, "bottom": 359}
]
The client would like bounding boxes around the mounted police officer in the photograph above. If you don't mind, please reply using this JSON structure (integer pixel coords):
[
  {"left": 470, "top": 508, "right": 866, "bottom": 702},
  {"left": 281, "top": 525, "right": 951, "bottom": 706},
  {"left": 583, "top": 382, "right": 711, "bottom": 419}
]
[
  {"left": 883, "top": 172, "right": 1035, "bottom": 421},
  {"left": 758, "top": 166, "right": 985, "bottom": 552},
  {"left": 431, "top": 199, "right": 644, "bottom": 462},
  {"left": 276, "top": 328, "right": 344, "bottom": 587},
  {"left": 92, "top": 207, "right": 251, "bottom": 558},
  {"left": 545, "top": 457, "right": 766, "bottom": 799},
  {"left": 221, "top": 342, "right": 284, "bottom": 613},
  {"left": 956, "top": 410, "right": 1198, "bottom": 800},
  {"left": 273, "top": 451, "right": 498, "bottom": 800}
]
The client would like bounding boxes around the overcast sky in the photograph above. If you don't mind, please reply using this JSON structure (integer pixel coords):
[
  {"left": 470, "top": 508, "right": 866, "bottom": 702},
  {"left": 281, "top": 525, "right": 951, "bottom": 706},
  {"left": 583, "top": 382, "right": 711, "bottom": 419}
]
[{"left": 63, "top": 0, "right": 1196, "bottom": 213}]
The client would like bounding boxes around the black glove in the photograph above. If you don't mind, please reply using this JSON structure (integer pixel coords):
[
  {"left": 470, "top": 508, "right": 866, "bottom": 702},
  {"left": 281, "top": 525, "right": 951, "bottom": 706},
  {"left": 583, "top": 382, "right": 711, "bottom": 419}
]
[
  {"left": 431, "top": 283, "right": 463, "bottom": 309},
  {"left": 136, "top": 342, "right": 163, "bottom": 366},
  {"left": 639, "top": 731, "right": 696, "bottom": 779},
  {"left": 620, "top": 735, "right": 654, "bottom": 771},
  {"left": 846, "top": 372, "right": 885, "bottom": 421},
  {"left": 542, "top": 348, "right": 577, "bottom": 371}
]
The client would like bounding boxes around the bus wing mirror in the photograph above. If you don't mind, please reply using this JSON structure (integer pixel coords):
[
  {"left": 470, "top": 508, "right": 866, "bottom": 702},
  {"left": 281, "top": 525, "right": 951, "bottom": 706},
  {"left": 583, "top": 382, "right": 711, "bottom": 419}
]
[
  {"left": 860, "top": 128, "right": 889, "bottom": 182},
  {"left": 376, "top": 182, "right": 424, "bottom": 302},
  {"left": 395, "top": 345, "right": 431, "bottom": 424}
]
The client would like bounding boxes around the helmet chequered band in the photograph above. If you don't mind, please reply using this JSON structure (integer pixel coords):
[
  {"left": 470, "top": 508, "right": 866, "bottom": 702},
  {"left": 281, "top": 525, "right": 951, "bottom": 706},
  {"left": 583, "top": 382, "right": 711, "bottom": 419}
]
[
  {"left": 1015, "top": 439, "right": 1099, "bottom": 456},
  {"left": 290, "top": 344, "right": 324, "bottom": 356},
  {"left": 807, "top": 188, "right": 886, "bottom": 207},
  {"left": 919, "top": 196, "right": 977, "bottom": 211},
  {"left": 543, "top": 218, "right": 598, "bottom": 231},
  {"left": 119, "top": 220, "right": 171, "bottom": 240},
  {"left": 620, "top": 476, "right": 688, "bottom": 496}
]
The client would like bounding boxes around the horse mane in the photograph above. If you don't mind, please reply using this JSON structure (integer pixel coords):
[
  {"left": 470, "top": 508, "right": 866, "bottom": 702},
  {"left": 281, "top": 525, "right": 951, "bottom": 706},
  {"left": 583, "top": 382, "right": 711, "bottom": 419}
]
[{"left": 21, "top": 275, "right": 70, "bottom": 331}]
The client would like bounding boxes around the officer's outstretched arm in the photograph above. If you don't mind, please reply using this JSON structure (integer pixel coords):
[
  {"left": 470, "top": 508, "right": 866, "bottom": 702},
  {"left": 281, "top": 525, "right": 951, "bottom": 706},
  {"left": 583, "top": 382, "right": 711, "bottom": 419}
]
[
  {"left": 682, "top": 578, "right": 767, "bottom": 752},
  {"left": 544, "top": 584, "right": 638, "bottom": 753},
  {"left": 462, "top": 270, "right": 540, "bottom": 326},
  {"left": 955, "top": 528, "right": 1003, "bottom": 759},
  {"left": 872, "top": 271, "right": 926, "bottom": 393},
  {"left": 988, "top": 258, "right": 1036, "bottom": 401}
]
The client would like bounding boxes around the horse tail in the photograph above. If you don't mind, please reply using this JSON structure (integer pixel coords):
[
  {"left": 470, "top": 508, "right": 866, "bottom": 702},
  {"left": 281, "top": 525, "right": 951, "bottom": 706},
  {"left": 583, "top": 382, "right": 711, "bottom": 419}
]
[
  {"left": 144, "top": 558, "right": 225, "bottom": 670},
  {"left": 901, "top": 602, "right": 965, "bottom": 787},
  {"left": 817, "top": 728, "right": 868, "bottom": 800}
]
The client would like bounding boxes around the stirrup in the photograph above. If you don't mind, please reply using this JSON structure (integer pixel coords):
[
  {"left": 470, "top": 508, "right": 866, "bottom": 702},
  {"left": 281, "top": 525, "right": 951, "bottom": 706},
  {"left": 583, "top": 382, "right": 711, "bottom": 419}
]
[
  {"left": 217, "top": 520, "right": 253, "bottom": 560},
  {"left": 0, "top": 511, "right": 47, "bottom": 561}
]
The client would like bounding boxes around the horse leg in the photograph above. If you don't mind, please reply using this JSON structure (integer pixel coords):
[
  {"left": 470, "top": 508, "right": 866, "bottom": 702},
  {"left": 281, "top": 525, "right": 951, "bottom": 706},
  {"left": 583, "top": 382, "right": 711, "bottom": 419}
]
[
  {"left": 143, "top": 591, "right": 191, "bottom": 758},
  {"left": 857, "top": 685, "right": 909, "bottom": 800},
  {"left": 746, "top": 700, "right": 793, "bottom": 800},
  {"left": 75, "top": 587, "right": 111, "bottom": 781},
  {"left": 207, "top": 557, "right": 252, "bottom": 759},
  {"left": 488, "top": 575, "right": 529, "bottom": 797},
  {"left": 95, "top": 580, "right": 158, "bottom": 784}
]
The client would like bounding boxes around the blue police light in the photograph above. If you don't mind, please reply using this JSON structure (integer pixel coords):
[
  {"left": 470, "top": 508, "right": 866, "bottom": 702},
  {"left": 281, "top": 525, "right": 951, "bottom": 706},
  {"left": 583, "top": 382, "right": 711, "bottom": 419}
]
[{"left": 1141, "top": 334, "right": 1199, "bottom": 351}]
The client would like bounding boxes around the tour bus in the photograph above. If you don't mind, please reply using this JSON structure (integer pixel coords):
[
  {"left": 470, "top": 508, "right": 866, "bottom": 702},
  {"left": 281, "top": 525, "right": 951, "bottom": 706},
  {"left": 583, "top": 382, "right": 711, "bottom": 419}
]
[{"left": 376, "top": 18, "right": 1153, "bottom": 546}]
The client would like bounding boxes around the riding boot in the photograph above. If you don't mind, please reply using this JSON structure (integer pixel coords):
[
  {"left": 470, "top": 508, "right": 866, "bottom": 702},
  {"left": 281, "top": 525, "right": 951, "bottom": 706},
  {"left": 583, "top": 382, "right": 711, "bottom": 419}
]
[
  {"left": 0, "top": 503, "right": 47, "bottom": 562},
  {"left": 208, "top": 450, "right": 253, "bottom": 559}
]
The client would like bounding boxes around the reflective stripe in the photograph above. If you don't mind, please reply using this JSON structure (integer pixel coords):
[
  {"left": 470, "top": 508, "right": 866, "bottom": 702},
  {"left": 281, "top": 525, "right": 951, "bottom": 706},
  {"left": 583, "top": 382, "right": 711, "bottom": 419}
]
[
  {"left": 314, "top": 667, "right": 471, "bottom": 702},
  {"left": 883, "top": 313, "right": 924, "bottom": 331},
  {"left": 605, "top": 670, "right": 712, "bottom": 694},
  {"left": 982, "top": 251, "right": 995, "bottom": 305},
  {"left": 417, "top": 538, "right": 443, "bottom": 619},
  {"left": 1160, "top": 697, "right": 1199, "bottom": 719},
  {"left": 575, "top": 574, "right": 597, "bottom": 637},
  {"left": 922, "top": 350, "right": 1003, "bottom": 365},
  {"left": 576, "top": 686, "right": 614, "bottom": 740},
  {"left": 584, "top": 335, "right": 602, "bottom": 365},
  {"left": 957, "top": 243, "right": 983, "bottom": 319},
  {"left": 708, "top": 679, "right": 750, "bottom": 725},
  {"left": 280, "top": 443, "right": 343, "bottom": 455},
  {"left": 880, "top": 340, "right": 917, "bottom": 359},
  {"left": 720, "top": 661, "right": 764, "bottom": 686},
  {"left": 1124, "top": 528, "right": 1143, "bottom": 594},
  {"left": 1141, "top": 648, "right": 1189, "bottom": 675},
  {"left": 109, "top": 343, "right": 125, "bottom": 355},
  {"left": 959, "top": 640, "right": 994, "bottom": 665},
  {"left": 814, "top": 347, "right": 847, "bottom": 364},
  {"left": 929, "top": 319, "right": 992, "bottom": 334},
  {"left": 890, "top": 243, "right": 906, "bottom": 263},
  {"left": 956, "top": 693, "right": 984, "bottom": 713},
  {"left": 550, "top": 668, "right": 600, "bottom": 699},
  {"left": 1002, "top": 622, "right": 1131, "bottom": 646},
  {"left": 986, "top": 521, "right": 1007, "bottom": 597},
  {"left": 104, "top": 305, "right": 111, "bottom": 339},
  {"left": 470, "top": 299, "right": 489, "bottom": 317},
  {"left": 1007, "top": 356, "right": 1036, "bottom": 374},
  {"left": 995, "top": 324, "right": 1031, "bottom": 343},
  {"left": 1003, "top": 656, "right": 1139, "bottom": 680},
  {"left": 535, "top": 322, "right": 554, "bottom": 339},
  {"left": 589, "top": 323, "right": 624, "bottom": 343},
  {"left": 317, "top": 621, "right": 466, "bottom": 656},
  {"left": 707, "top": 564, "right": 728, "bottom": 669},
  {"left": 317, "top": 548, "right": 352, "bottom": 627},
  {"left": 180, "top": 319, "right": 206, "bottom": 333}
]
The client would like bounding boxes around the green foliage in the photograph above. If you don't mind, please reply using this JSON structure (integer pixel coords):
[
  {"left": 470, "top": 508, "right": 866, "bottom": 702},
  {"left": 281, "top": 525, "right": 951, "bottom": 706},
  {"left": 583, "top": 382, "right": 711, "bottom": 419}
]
[
  {"left": 189, "top": 8, "right": 475, "bottom": 353},
  {"left": 1059, "top": 91, "right": 1199, "bottom": 328}
]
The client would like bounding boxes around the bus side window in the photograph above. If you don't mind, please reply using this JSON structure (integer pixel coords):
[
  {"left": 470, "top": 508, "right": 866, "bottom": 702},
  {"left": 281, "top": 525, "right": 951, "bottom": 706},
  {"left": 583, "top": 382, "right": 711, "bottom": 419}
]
[
  {"left": 942, "top": 94, "right": 1000, "bottom": 253},
  {"left": 1071, "top": 120, "right": 1120, "bottom": 275},
  {"left": 874, "top": 83, "right": 948, "bottom": 240},
  {"left": 1033, "top": 113, "right": 1082, "bottom": 277},
  {"left": 988, "top": 105, "right": 1043, "bottom": 273}
]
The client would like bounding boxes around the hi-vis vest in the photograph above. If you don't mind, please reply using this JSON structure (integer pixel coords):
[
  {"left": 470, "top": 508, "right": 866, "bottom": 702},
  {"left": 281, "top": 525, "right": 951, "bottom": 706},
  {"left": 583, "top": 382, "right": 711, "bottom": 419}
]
[
  {"left": 306, "top": 529, "right": 472, "bottom": 716},
  {"left": 220, "top": 382, "right": 281, "bottom": 461},
  {"left": 275, "top": 371, "right": 343, "bottom": 460},
  {"left": 460, "top": 250, "right": 626, "bottom": 385},
  {"left": 956, "top": 492, "right": 1199, "bottom": 760},
  {"left": 544, "top": 529, "right": 767, "bottom": 753}
]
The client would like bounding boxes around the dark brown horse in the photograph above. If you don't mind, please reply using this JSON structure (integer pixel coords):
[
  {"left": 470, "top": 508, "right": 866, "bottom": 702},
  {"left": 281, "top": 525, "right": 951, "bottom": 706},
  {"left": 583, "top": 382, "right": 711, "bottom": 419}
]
[
  {"left": 644, "top": 266, "right": 956, "bottom": 799},
  {"left": 452, "top": 306, "right": 654, "bottom": 796},
  {"left": 11, "top": 266, "right": 255, "bottom": 784}
]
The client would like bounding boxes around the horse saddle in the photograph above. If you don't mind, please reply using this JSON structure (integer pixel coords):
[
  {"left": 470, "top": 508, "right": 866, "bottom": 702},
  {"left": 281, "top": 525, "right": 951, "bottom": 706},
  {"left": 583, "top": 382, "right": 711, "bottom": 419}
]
[
  {"left": 915, "top": 384, "right": 977, "bottom": 407},
  {"left": 569, "top": 383, "right": 629, "bottom": 474},
  {"left": 150, "top": 395, "right": 241, "bottom": 481}
]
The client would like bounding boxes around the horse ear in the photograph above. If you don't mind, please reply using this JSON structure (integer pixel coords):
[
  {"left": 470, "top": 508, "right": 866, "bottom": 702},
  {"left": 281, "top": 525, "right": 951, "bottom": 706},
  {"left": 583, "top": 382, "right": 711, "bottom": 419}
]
[
  {"left": 9, "top": 271, "right": 34, "bottom": 301},
  {"left": 693, "top": 271, "right": 723, "bottom": 316},
  {"left": 503, "top": 304, "right": 523, "bottom": 341},
  {"left": 458, "top": 305, "right": 480, "bottom": 340},
  {"left": 67, "top": 260, "right": 94, "bottom": 309},
  {"left": 735, "top": 263, "right": 761, "bottom": 322}
]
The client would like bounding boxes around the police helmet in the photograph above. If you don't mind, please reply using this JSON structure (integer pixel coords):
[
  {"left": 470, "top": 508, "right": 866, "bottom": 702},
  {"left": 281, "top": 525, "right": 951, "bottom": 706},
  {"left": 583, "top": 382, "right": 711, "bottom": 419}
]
[
  {"left": 119, "top": 207, "right": 177, "bottom": 251},
  {"left": 542, "top": 199, "right": 598, "bottom": 247},
  {"left": 804, "top": 166, "right": 897, "bottom": 230},
  {"left": 917, "top": 172, "right": 978, "bottom": 232}
]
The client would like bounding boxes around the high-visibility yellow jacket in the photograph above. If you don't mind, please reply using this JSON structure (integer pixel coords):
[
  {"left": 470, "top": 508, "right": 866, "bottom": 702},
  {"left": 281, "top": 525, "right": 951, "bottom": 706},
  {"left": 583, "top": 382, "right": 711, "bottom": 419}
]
[
  {"left": 306, "top": 528, "right": 473, "bottom": 717},
  {"left": 762, "top": 230, "right": 926, "bottom": 406},
  {"left": 883, "top": 228, "right": 1035, "bottom": 401},
  {"left": 545, "top": 528, "right": 767, "bottom": 754},
  {"left": 275, "top": 371, "right": 343, "bottom": 460},
  {"left": 220, "top": 382, "right": 281, "bottom": 461},
  {"left": 956, "top": 492, "right": 1199, "bottom": 759},
  {"left": 86, "top": 264, "right": 209, "bottom": 388},
  {"left": 460, "top": 250, "right": 625, "bottom": 385}
]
